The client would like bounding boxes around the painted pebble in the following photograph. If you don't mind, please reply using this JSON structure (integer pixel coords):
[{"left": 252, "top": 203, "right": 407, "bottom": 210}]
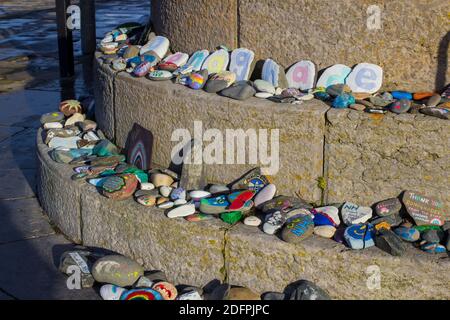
[
  {"left": 281, "top": 214, "right": 314, "bottom": 243},
  {"left": 341, "top": 202, "right": 373, "bottom": 225},
  {"left": 344, "top": 224, "right": 375, "bottom": 249},
  {"left": 167, "top": 203, "right": 196, "bottom": 218},
  {"left": 244, "top": 216, "right": 262, "bottom": 227},
  {"left": 100, "top": 284, "right": 126, "bottom": 300},
  {"left": 92, "top": 255, "right": 144, "bottom": 287}
]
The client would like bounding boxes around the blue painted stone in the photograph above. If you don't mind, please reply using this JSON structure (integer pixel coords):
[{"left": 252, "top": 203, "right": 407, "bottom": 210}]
[
  {"left": 391, "top": 91, "right": 413, "bottom": 100},
  {"left": 332, "top": 93, "right": 355, "bottom": 108},
  {"left": 313, "top": 212, "right": 335, "bottom": 227},
  {"left": 127, "top": 56, "right": 142, "bottom": 67},
  {"left": 314, "top": 91, "right": 331, "bottom": 101},
  {"left": 393, "top": 226, "right": 420, "bottom": 242},
  {"left": 170, "top": 187, "right": 186, "bottom": 201},
  {"left": 420, "top": 243, "right": 446, "bottom": 254},
  {"left": 88, "top": 177, "right": 109, "bottom": 187},
  {"left": 344, "top": 224, "right": 375, "bottom": 249}
]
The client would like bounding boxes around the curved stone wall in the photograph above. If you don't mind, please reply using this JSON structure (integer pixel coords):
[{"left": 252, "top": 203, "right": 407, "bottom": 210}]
[
  {"left": 93, "top": 55, "right": 449, "bottom": 209},
  {"left": 36, "top": 127, "right": 450, "bottom": 299},
  {"left": 151, "top": 0, "right": 450, "bottom": 92}
]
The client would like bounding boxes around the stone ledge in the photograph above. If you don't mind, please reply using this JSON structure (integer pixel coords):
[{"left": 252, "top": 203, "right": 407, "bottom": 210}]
[{"left": 36, "top": 129, "right": 450, "bottom": 299}]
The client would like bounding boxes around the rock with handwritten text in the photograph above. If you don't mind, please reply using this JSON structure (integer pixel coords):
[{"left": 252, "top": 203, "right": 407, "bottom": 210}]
[
  {"left": 402, "top": 191, "right": 446, "bottom": 226},
  {"left": 341, "top": 202, "right": 373, "bottom": 225}
]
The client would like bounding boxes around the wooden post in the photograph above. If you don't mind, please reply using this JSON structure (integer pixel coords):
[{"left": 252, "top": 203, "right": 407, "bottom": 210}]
[{"left": 55, "top": 0, "right": 74, "bottom": 77}]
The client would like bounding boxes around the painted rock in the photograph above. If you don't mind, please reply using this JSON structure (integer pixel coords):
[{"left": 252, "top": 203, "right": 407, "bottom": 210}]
[
  {"left": 162, "top": 52, "right": 189, "bottom": 68},
  {"left": 220, "top": 80, "right": 256, "bottom": 100},
  {"left": 231, "top": 167, "right": 271, "bottom": 192},
  {"left": 186, "top": 49, "right": 209, "bottom": 71},
  {"left": 64, "top": 113, "right": 85, "bottom": 127},
  {"left": 136, "top": 195, "right": 157, "bottom": 207},
  {"left": 254, "top": 183, "right": 276, "bottom": 207},
  {"left": 120, "top": 288, "right": 163, "bottom": 300},
  {"left": 255, "top": 92, "right": 273, "bottom": 99},
  {"left": 286, "top": 280, "right": 331, "bottom": 300},
  {"left": 92, "top": 139, "right": 119, "bottom": 157},
  {"left": 260, "top": 58, "right": 288, "bottom": 88},
  {"left": 167, "top": 203, "right": 195, "bottom": 218},
  {"left": 173, "top": 64, "right": 193, "bottom": 76},
  {"left": 158, "top": 201, "right": 174, "bottom": 209},
  {"left": 389, "top": 99, "right": 411, "bottom": 114},
  {"left": 228, "top": 190, "right": 255, "bottom": 210},
  {"left": 420, "top": 242, "right": 446, "bottom": 254},
  {"left": 286, "top": 60, "right": 316, "bottom": 90},
  {"left": 344, "top": 224, "right": 375, "bottom": 249},
  {"left": 78, "top": 120, "right": 97, "bottom": 132},
  {"left": 281, "top": 214, "right": 314, "bottom": 243},
  {"left": 413, "top": 92, "right": 434, "bottom": 101},
  {"left": 133, "top": 61, "right": 152, "bottom": 77},
  {"left": 101, "top": 174, "right": 138, "bottom": 201},
  {"left": 391, "top": 91, "right": 413, "bottom": 100},
  {"left": 421, "top": 229, "right": 444, "bottom": 243},
  {"left": 41, "top": 112, "right": 64, "bottom": 124},
  {"left": 187, "top": 69, "right": 208, "bottom": 90},
  {"left": 59, "top": 250, "right": 94, "bottom": 288},
  {"left": 140, "top": 36, "right": 169, "bottom": 58},
  {"left": 370, "top": 213, "right": 402, "bottom": 228},
  {"left": 316, "top": 64, "right": 352, "bottom": 88},
  {"left": 170, "top": 187, "right": 186, "bottom": 201},
  {"left": 159, "top": 186, "right": 172, "bottom": 198},
  {"left": 375, "top": 198, "right": 402, "bottom": 217},
  {"left": 227, "top": 287, "right": 260, "bottom": 300},
  {"left": 260, "top": 195, "right": 312, "bottom": 214},
  {"left": 375, "top": 228, "right": 407, "bottom": 256},
  {"left": 152, "top": 282, "right": 178, "bottom": 300},
  {"left": 48, "top": 136, "right": 81, "bottom": 149},
  {"left": 174, "top": 199, "right": 187, "bottom": 206},
  {"left": 244, "top": 215, "right": 262, "bottom": 226},
  {"left": 229, "top": 48, "right": 255, "bottom": 81},
  {"left": 92, "top": 255, "right": 144, "bottom": 287},
  {"left": 204, "top": 71, "right": 236, "bottom": 93},
  {"left": 370, "top": 94, "right": 393, "bottom": 107},
  {"left": 185, "top": 213, "right": 213, "bottom": 222},
  {"left": 402, "top": 191, "right": 447, "bottom": 226},
  {"left": 141, "top": 51, "right": 161, "bottom": 67},
  {"left": 111, "top": 58, "right": 127, "bottom": 71},
  {"left": 332, "top": 93, "right": 355, "bottom": 108},
  {"left": 189, "top": 190, "right": 211, "bottom": 200},
  {"left": 311, "top": 211, "right": 335, "bottom": 228},
  {"left": 393, "top": 226, "right": 420, "bottom": 242},
  {"left": 44, "top": 122, "right": 63, "bottom": 129},
  {"left": 220, "top": 211, "right": 243, "bottom": 224},
  {"left": 100, "top": 284, "right": 126, "bottom": 300},
  {"left": 59, "top": 100, "right": 83, "bottom": 116},
  {"left": 254, "top": 79, "right": 276, "bottom": 94},
  {"left": 314, "top": 225, "right": 336, "bottom": 238},
  {"left": 202, "top": 49, "right": 229, "bottom": 75},
  {"left": 147, "top": 70, "right": 173, "bottom": 81},
  {"left": 341, "top": 202, "right": 373, "bottom": 225},
  {"left": 133, "top": 275, "right": 154, "bottom": 288},
  {"left": 199, "top": 194, "right": 230, "bottom": 214},
  {"left": 419, "top": 107, "right": 449, "bottom": 119},
  {"left": 263, "top": 211, "right": 286, "bottom": 235},
  {"left": 151, "top": 173, "right": 174, "bottom": 187},
  {"left": 313, "top": 206, "right": 340, "bottom": 226},
  {"left": 345, "top": 63, "right": 383, "bottom": 94}
]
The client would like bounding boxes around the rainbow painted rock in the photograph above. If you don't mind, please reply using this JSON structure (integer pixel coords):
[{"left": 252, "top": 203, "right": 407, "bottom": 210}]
[
  {"left": 101, "top": 174, "right": 138, "bottom": 201},
  {"left": 133, "top": 61, "right": 152, "bottom": 77},
  {"left": 59, "top": 100, "right": 83, "bottom": 117},
  {"left": 187, "top": 70, "right": 208, "bottom": 90},
  {"left": 120, "top": 288, "right": 163, "bottom": 300}
]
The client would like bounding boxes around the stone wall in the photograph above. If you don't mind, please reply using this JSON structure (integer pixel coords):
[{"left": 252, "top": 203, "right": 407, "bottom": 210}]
[
  {"left": 151, "top": 0, "right": 450, "bottom": 92},
  {"left": 94, "top": 59, "right": 449, "bottom": 209},
  {"left": 36, "top": 128, "right": 450, "bottom": 299}
]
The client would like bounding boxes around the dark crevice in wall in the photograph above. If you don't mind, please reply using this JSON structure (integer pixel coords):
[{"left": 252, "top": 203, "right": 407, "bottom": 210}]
[
  {"left": 321, "top": 108, "right": 333, "bottom": 205},
  {"left": 236, "top": 0, "right": 241, "bottom": 48}
]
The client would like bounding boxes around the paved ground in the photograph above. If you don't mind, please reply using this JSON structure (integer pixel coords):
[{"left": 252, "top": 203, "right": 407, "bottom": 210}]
[{"left": 0, "top": 0, "right": 149, "bottom": 300}]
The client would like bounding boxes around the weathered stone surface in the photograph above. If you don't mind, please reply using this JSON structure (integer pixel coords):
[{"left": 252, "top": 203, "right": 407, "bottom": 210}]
[
  {"left": 111, "top": 67, "right": 326, "bottom": 203},
  {"left": 151, "top": 0, "right": 450, "bottom": 92},
  {"left": 324, "top": 109, "right": 450, "bottom": 209},
  {"left": 80, "top": 184, "right": 227, "bottom": 288},
  {"left": 225, "top": 223, "right": 450, "bottom": 299},
  {"left": 93, "top": 54, "right": 115, "bottom": 141},
  {"left": 151, "top": 0, "right": 238, "bottom": 54},
  {"left": 36, "top": 129, "right": 82, "bottom": 243}
]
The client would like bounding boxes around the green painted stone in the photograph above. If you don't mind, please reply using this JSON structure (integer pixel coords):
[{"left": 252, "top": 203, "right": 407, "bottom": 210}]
[
  {"left": 220, "top": 211, "right": 243, "bottom": 224},
  {"left": 413, "top": 225, "right": 442, "bottom": 232},
  {"left": 92, "top": 140, "right": 120, "bottom": 157},
  {"left": 122, "top": 167, "right": 148, "bottom": 183}
]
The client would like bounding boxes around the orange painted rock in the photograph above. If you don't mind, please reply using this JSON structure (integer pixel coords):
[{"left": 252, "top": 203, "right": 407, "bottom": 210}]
[
  {"left": 101, "top": 174, "right": 138, "bottom": 200},
  {"left": 59, "top": 100, "right": 83, "bottom": 116},
  {"left": 413, "top": 92, "right": 434, "bottom": 101}
]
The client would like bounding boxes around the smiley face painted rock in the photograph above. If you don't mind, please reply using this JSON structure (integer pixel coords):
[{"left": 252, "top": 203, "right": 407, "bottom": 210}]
[
  {"left": 101, "top": 174, "right": 138, "bottom": 201},
  {"left": 152, "top": 281, "right": 178, "bottom": 300},
  {"left": 344, "top": 224, "right": 375, "bottom": 249}
]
